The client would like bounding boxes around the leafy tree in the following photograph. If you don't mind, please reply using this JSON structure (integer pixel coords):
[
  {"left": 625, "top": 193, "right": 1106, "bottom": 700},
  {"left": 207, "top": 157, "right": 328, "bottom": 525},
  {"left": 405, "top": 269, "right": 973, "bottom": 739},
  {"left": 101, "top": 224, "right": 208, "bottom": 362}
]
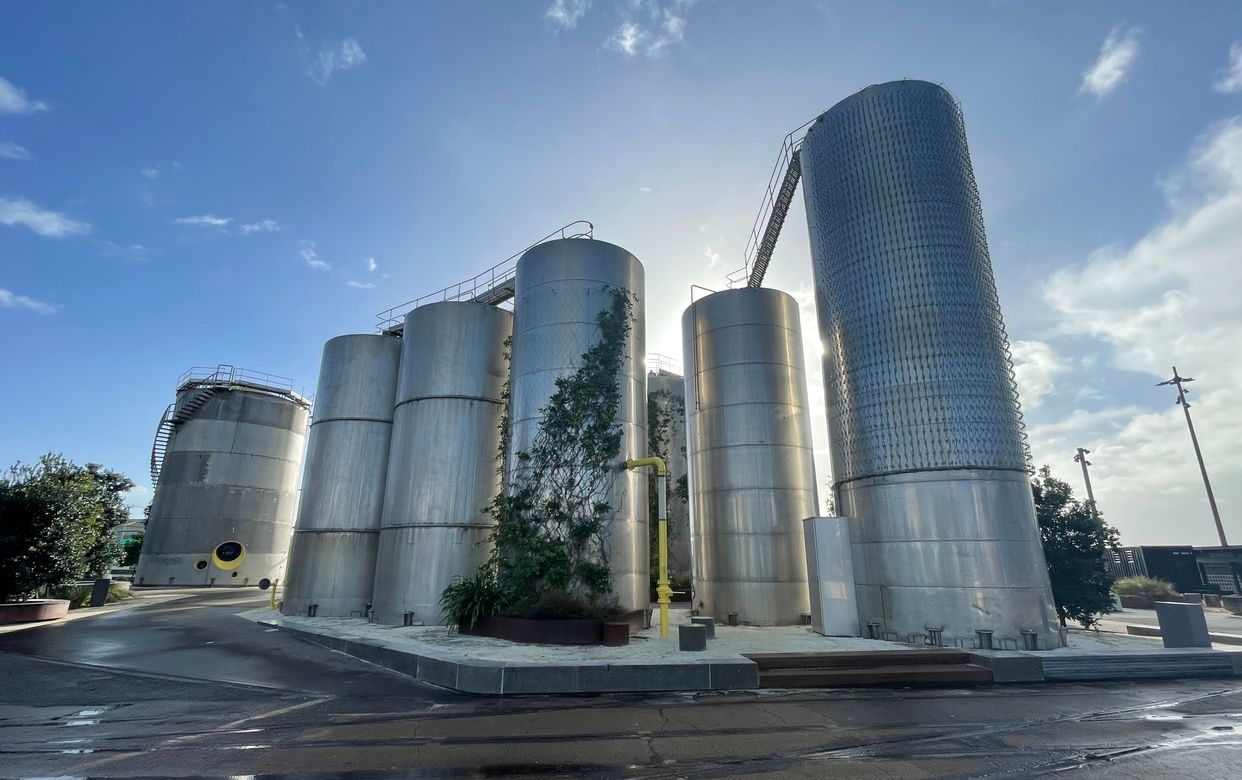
[
  {"left": 1032, "top": 465, "right": 1120, "bottom": 629},
  {"left": 0, "top": 454, "right": 135, "bottom": 601}
]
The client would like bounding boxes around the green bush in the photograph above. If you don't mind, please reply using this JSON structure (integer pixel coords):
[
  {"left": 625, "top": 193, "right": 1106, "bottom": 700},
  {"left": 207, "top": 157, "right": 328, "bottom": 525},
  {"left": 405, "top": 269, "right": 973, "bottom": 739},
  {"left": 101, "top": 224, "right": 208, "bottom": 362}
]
[
  {"left": 1113, "top": 576, "right": 1179, "bottom": 597},
  {"left": 440, "top": 572, "right": 511, "bottom": 632},
  {"left": 49, "top": 582, "right": 133, "bottom": 609}
]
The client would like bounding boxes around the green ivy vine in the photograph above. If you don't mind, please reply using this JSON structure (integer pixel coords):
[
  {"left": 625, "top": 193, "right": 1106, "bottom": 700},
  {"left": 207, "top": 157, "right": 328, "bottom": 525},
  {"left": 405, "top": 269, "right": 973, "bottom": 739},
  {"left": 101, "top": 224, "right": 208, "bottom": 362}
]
[{"left": 442, "top": 287, "right": 636, "bottom": 629}]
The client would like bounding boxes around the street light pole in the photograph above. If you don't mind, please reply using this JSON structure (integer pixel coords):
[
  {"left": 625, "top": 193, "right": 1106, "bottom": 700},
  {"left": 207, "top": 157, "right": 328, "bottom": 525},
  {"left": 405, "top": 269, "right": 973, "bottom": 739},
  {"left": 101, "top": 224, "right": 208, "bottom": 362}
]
[
  {"left": 1073, "top": 447, "right": 1097, "bottom": 515},
  {"left": 1157, "top": 366, "right": 1228, "bottom": 547}
]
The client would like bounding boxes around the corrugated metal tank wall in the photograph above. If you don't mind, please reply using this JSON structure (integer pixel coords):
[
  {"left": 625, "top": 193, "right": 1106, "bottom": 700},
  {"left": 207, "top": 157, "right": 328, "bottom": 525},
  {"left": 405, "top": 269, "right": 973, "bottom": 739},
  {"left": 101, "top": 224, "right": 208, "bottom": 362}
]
[
  {"left": 508, "top": 238, "right": 648, "bottom": 614},
  {"left": 371, "top": 301, "right": 512, "bottom": 626},
  {"left": 282, "top": 334, "right": 401, "bottom": 617},
  {"left": 800, "top": 79, "right": 1059, "bottom": 647},
  {"left": 681, "top": 287, "right": 816, "bottom": 625},
  {"left": 137, "top": 386, "right": 308, "bottom": 587}
]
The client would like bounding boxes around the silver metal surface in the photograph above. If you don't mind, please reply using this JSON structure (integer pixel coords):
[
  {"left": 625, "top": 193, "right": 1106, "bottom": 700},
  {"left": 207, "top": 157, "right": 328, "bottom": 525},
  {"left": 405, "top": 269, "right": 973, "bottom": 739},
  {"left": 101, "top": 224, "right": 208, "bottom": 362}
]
[
  {"left": 371, "top": 302, "right": 512, "bottom": 625},
  {"left": 800, "top": 80, "right": 1058, "bottom": 646},
  {"left": 648, "top": 367, "right": 690, "bottom": 581},
  {"left": 508, "top": 238, "right": 648, "bottom": 613},
  {"left": 682, "top": 287, "right": 816, "bottom": 625},
  {"left": 282, "top": 334, "right": 401, "bottom": 617},
  {"left": 137, "top": 378, "right": 309, "bottom": 588},
  {"left": 803, "top": 516, "right": 858, "bottom": 636}
]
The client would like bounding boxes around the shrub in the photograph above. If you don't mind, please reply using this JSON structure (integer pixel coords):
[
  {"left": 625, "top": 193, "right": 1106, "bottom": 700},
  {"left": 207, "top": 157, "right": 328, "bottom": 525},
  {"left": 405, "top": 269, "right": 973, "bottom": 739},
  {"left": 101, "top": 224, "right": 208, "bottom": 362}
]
[
  {"left": 1113, "top": 576, "right": 1179, "bottom": 597},
  {"left": 440, "top": 572, "right": 510, "bottom": 632}
]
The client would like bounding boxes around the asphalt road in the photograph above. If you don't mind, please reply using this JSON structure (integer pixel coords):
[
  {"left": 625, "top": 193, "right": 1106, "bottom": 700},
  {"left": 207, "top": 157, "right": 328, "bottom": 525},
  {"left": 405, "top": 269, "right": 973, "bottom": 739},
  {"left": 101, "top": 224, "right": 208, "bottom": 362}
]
[{"left": 2, "top": 590, "right": 1241, "bottom": 778}]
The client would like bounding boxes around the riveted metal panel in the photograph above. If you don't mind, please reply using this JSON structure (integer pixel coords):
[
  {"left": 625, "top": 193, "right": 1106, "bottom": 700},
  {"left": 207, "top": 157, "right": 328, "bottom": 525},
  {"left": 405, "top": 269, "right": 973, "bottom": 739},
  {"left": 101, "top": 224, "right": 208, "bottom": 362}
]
[
  {"left": 507, "top": 238, "right": 648, "bottom": 614},
  {"left": 800, "top": 80, "right": 1057, "bottom": 646},
  {"left": 682, "top": 287, "right": 815, "bottom": 625},
  {"left": 372, "top": 302, "right": 512, "bottom": 626},
  {"left": 283, "top": 334, "right": 401, "bottom": 617}
]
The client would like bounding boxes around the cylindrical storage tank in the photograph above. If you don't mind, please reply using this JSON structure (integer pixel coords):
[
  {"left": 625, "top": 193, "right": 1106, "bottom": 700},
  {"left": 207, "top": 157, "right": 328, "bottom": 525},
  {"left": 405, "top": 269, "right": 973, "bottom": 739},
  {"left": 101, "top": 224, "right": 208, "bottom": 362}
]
[
  {"left": 682, "top": 287, "right": 816, "bottom": 626},
  {"left": 509, "top": 238, "right": 648, "bottom": 614},
  {"left": 800, "top": 80, "right": 1059, "bottom": 647},
  {"left": 282, "top": 334, "right": 401, "bottom": 617},
  {"left": 371, "top": 302, "right": 512, "bottom": 626},
  {"left": 137, "top": 380, "right": 309, "bottom": 587}
]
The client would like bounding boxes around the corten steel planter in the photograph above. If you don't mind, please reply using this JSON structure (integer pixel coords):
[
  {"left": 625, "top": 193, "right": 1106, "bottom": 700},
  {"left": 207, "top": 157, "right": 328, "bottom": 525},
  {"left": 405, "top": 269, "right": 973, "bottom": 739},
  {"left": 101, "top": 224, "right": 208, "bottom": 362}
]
[
  {"left": 0, "top": 599, "right": 70, "bottom": 625},
  {"left": 1119, "top": 595, "right": 1155, "bottom": 610},
  {"left": 460, "top": 615, "right": 629, "bottom": 646},
  {"left": 1223, "top": 595, "right": 1242, "bottom": 616}
]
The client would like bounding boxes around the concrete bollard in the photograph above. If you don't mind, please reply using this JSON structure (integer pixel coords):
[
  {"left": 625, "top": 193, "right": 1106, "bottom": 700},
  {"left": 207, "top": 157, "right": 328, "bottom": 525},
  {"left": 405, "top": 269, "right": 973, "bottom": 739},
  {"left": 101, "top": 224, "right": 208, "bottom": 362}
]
[
  {"left": 679, "top": 623, "right": 708, "bottom": 651},
  {"left": 690, "top": 616, "right": 716, "bottom": 639}
]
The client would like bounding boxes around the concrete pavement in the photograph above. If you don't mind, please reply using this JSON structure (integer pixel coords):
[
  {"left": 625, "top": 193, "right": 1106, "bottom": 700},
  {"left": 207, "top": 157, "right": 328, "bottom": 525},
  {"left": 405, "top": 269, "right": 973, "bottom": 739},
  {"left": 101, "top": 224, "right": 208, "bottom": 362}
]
[{"left": 2, "top": 590, "right": 1242, "bottom": 777}]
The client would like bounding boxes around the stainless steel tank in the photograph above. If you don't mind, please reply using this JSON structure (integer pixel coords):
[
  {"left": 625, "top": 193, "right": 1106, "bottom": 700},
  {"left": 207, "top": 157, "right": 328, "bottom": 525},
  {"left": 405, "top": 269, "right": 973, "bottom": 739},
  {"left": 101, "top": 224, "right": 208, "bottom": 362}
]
[
  {"left": 508, "top": 238, "right": 648, "bottom": 614},
  {"left": 800, "top": 79, "right": 1059, "bottom": 647},
  {"left": 647, "top": 366, "right": 691, "bottom": 582},
  {"left": 282, "top": 334, "right": 401, "bottom": 617},
  {"left": 137, "top": 368, "right": 309, "bottom": 587},
  {"left": 371, "top": 301, "right": 512, "bottom": 625},
  {"left": 681, "top": 287, "right": 816, "bottom": 625}
]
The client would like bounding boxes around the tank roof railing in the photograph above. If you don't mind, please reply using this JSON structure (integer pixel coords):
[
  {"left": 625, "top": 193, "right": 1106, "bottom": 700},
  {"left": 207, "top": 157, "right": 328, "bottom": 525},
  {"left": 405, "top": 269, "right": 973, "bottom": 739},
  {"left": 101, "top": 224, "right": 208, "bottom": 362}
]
[
  {"left": 726, "top": 117, "right": 816, "bottom": 290},
  {"left": 177, "top": 364, "right": 312, "bottom": 409},
  {"left": 646, "top": 353, "right": 683, "bottom": 377},
  {"left": 375, "top": 220, "right": 595, "bottom": 334}
]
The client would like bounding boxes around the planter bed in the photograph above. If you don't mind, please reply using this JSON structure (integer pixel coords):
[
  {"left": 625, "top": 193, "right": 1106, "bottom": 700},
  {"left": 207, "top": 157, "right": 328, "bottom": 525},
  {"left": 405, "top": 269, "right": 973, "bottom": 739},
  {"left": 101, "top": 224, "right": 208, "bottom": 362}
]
[
  {"left": 461, "top": 615, "right": 630, "bottom": 646},
  {"left": 0, "top": 599, "right": 70, "bottom": 625}
]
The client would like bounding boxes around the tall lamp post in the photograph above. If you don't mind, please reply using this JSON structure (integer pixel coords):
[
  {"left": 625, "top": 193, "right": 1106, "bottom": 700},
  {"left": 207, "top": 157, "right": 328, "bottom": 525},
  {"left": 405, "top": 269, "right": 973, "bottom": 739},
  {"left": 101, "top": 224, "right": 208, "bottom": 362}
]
[
  {"left": 1157, "top": 366, "right": 1228, "bottom": 547},
  {"left": 1073, "top": 447, "right": 1097, "bottom": 516}
]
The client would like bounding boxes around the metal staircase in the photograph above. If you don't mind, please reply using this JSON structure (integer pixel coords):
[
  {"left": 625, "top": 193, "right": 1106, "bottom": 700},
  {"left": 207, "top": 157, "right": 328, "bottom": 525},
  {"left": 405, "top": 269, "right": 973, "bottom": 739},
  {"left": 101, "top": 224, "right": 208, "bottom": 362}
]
[
  {"left": 149, "top": 385, "right": 218, "bottom": 487},
  {"left": 726, "top": 119, "right": 814, "bottom": 290}
]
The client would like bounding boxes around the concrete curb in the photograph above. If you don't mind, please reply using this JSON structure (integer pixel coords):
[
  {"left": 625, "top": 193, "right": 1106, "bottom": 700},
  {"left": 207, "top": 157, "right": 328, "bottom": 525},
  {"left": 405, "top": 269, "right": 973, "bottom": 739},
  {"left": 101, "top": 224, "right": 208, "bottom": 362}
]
[
  {"left": 270, "top": 619, "right": 759, "bottom": 696},
  {"left": 1124, "top": 624, "right": 1242, "bottom": 647}
]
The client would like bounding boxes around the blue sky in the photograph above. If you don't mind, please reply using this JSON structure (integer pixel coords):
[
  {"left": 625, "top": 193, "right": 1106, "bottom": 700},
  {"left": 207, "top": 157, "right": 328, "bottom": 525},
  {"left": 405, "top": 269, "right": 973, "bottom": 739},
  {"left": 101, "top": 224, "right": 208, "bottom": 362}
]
[{"left": 3, "top": 1, "right": 1240, "bottom": 546}]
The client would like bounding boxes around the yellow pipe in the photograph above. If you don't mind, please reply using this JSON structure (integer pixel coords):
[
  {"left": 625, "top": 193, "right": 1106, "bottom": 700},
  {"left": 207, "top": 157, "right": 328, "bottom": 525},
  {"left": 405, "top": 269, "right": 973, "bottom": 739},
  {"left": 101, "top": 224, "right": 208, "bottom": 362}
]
[{"left": 626, "top": 457, "right": 670, "bottom": 638}]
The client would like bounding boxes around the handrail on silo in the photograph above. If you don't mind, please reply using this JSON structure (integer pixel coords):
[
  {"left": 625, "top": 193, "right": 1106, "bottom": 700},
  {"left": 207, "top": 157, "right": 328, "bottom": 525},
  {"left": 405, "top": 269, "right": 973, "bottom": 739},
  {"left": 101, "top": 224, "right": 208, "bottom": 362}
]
[{"left": 374, "top": 220, "right": 595, "bottom": 333}]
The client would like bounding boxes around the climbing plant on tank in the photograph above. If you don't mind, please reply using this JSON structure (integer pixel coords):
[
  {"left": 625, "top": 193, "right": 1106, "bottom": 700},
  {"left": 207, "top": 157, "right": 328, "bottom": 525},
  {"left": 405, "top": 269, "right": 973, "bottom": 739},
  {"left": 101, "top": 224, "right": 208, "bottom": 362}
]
[{"left": 441, "top": 288, "right": 635, "bottom": 630}]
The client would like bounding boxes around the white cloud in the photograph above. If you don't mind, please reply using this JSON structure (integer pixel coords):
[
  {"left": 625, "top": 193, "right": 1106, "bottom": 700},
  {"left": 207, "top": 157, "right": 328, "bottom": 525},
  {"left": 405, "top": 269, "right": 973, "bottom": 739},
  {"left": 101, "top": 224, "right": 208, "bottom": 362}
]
[
  {"left": 299, "top": 240, "right": 331, "bottom": 270},
  {"left": 142, "top": 167, "right": 160, "bottom": 179},
  {"left": 175, "top": 214, "right": 232, "bottom": 227},
  {"left": 0, "top": 76, "right": 49, "bottom": 114},
  {"left": 1030, "top": 116, "right": 1242, "bottom": 544},
  {"left": 639, "top": 186, "right": 653, "bottom": 193},
  {"left": 0, "top": 196, "right": 90, "bottom": 237},
  {"left": 1214, "top": 42, "right": 1242, "bottom": 94},
  {"left": 347, "top": 280, "right": 375, "bottom": 289},
  {"left": 1010, "top": 340, "right": 1067, "bottom": 410},
  {"left": 365, "top": 257, "right": 377, "bottom": 272},
  {"left": 307, "top": 37, "right": 367, "bottom": 85},
  {"left": 240, "top": 218, "right": 281, "bottom": 234},
  {"left": 546, "top": 0, "right": 590, "bottom": 30},
  {"left": 0, "top": 287, "right": 58, "bottom": 314},
  {"left": 603, "top": 0, "right": 696, "bottom": 59},
  {"left": 704, "top": 245, "right": 720, "bottom": 268},
  {"left": 0, "top": 142, "right": 31, "bottom": 160},
  {"left": 1079, "top": 25, "right": 1141, "bottom": 99}
]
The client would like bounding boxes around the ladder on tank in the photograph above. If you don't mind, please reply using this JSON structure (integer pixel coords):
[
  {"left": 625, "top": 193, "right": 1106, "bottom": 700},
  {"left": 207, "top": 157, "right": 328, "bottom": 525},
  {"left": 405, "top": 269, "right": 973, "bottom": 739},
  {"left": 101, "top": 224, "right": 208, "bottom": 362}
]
[{"left": 149, "top": 385, "right": 218, "bottom": 488}]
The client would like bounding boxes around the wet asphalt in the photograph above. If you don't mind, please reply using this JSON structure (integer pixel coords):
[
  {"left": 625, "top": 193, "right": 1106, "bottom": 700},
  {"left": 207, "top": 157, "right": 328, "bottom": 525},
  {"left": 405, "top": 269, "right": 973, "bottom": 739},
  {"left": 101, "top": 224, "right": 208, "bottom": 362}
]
[{"left": 2, "top": 590, "right": 1241, "bottom": 778}]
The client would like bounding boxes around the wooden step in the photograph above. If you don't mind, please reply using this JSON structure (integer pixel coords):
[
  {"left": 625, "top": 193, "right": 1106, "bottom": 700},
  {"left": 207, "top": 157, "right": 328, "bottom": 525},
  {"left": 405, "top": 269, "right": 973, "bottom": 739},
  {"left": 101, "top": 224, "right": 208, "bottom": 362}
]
[
  {"left": 758, "top": 663, "right": 992, "bottom": 688},
  {"left": 744, "top": 649, "right": 970, "bottom": 671}
]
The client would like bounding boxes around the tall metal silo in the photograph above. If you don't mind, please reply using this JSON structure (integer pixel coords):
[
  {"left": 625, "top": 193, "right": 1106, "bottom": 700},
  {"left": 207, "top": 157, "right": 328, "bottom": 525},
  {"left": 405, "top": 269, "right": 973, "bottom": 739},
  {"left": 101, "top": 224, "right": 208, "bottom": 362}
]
[
  {"left": 371, "top": 301, "right": 512, "bottom": 626},
  {"left": 137, "top": 366, "right": 310, "bottom": 587},
  {"left": 647, "top": 362, "right": 691, "bottom": 582},
  {"left": 800, "top": 80, "right": 1059, "bottom": 647},
  {"left": 682, "top": 287, "right": 816, "bottom": 625},
  {"left": 282, "top": 334, "right": 401, "bottom": 617},
  {"left": 508, "top": 238, "right": 648, "bottom": 615}
]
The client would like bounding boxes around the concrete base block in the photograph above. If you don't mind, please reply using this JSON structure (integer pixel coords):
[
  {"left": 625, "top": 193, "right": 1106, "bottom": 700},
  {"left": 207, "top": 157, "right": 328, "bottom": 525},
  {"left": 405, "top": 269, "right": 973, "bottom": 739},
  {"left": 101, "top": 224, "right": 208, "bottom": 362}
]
[
  {"left": 690, "top": 616, "right": 716, "bottom": 639},
  {"left": 967, "top": 651, "right": 1045, "bottom": 683},
  {"left": 1154, "top": 601, "right": 1212, "bottom": 648},
  {"left": 679, "top": 624, "right": 707, "bottom": 651}
]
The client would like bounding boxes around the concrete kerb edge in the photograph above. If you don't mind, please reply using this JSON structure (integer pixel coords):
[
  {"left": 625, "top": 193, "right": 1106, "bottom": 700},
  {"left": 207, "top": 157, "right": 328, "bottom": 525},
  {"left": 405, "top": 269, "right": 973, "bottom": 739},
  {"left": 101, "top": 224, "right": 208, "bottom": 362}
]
[{"left": 250, "top": 614, "right": 760, "bottom": 696}]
